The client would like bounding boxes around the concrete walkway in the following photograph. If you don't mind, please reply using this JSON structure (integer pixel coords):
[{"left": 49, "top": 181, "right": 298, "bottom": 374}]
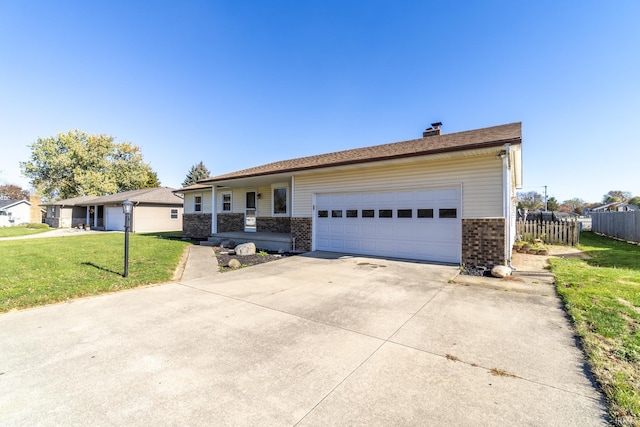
[
  {"left": 177, "top": 244, "right": 219, "bottom": 280},
  {"left": 0, "top": 248, "right": 608, "bottom": 426}
]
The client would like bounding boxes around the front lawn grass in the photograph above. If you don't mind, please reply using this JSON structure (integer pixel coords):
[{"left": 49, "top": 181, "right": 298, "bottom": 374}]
[
  {"left": 0, "top": 233, "right": 190, "bottom": 312},
  {"left": 0, "top": 223, "right": 50, "bottom": 238},
  {"left": 550, "top": 232, "right": 640, "bottom": 426}
]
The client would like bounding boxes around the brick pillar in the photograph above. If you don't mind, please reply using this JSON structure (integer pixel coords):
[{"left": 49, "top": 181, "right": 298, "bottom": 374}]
[
  {"left": 291, "top": 217, "right": 312, "bottom": 252},
  {"left": 462, "top": 218, "right": 506, "bottom": 267}
]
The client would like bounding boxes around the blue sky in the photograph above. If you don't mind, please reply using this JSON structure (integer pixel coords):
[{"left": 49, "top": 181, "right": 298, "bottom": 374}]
[{"left": 1, "top": 1, "right": 638, "bottom": 204}]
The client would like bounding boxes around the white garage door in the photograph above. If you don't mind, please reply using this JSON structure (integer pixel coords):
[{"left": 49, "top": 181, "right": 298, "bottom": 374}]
[
  {"left": 315, "top": 187, "right": 461, "bottom": 263},
  {"left": 106, "top": 207, "right": 126, "bottom": 231}
]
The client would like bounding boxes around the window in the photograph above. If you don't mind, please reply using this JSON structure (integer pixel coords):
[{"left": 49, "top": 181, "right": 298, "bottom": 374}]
[
  {"left": 194, "top": 195, "right": 202, "bottom": 212},
  {"left": 362, "top": 209, "right": 375, "bottom": 218},
  {"left": 272, "top": 185, "right": 288, "bottom": 215},
  {"left": 417, "top": 209, "right": 434, "bottom": 218},
  {"left": 346, "top": 209, "right": 358, "bottom": 218},
  {"left": 379, "top": 209, "right": 392, "bottom": 218},
  {"left": 170, "top": 209, "right": 179, "bottom": 220},
  {"left": 397, "top": 209, "right": 412, "bottom": 218},
  {"left": 318, "top": 210, "right": 328, "bottom": 218},
  {"left": 439, "top": 208, "right": 458, "bottom": 219},
  {"left": 221, "top": 192, "right": 232, "bottom": 212},
  {"left": 332, "top": 210, "right": 343, "bottom": 218}
]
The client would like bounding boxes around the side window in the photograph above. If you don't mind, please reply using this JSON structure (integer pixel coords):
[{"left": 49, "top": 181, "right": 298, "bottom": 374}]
[
  {"left": 170, "top": 209, "right": 179, "bottom": 220},
  {"left": 272, "top": 186, "right": 288, "bottom": 215},
  {"left": 221, "top": 192, "right": 232, "bottom": 212},
  {"left": 194, "top": 195, "right": 202, "bottom": 212}
]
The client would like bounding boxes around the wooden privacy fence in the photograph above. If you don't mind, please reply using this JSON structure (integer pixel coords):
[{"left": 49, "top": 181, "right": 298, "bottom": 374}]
[
  {"left": 591, "top": 211, "right": 640, "bottom": 244},
  {"left": 516, "top": 220, "right": 579, "bottom": 245}
]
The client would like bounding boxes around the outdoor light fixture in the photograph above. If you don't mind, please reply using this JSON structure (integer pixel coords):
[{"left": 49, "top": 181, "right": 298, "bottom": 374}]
[
  {"left": 122, "top": 199, "right": 133, "bottom": 277},
  {"left": 497, "top": 150, "right": 507, "bottom": 159}
]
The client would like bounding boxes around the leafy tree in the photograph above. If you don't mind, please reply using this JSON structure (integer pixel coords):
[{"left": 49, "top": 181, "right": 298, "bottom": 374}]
[
  {"left": 602, "top": 190, "right": 632, "bottom": 204},
  {"left": 182, "top": 161, "right": 211, "bottom": 187},
  {"left": 20, "top": 130, "right": 157, "bottom": 201},
  {"left": 562, "top": 198, "right": 585, "bottom": 215},
  {"left": 0, "top": 184, "right": 30, "bottom": 200},
  {"left": 517, "top": 191, "right": 544, "bottom": 211},
  {"left": 629, "top": 196, "right": 640, "bottom": 208},
  {"left": 546, "top": 196, "right": 559, "bottom": 212},
  {"left": 143, "top": 171, "right": 161, "bottom": 188}
]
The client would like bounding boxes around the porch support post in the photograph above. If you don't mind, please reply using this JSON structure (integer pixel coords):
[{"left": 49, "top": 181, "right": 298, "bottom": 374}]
[
  {"left": 211, "top": 186, "right": 217, "bottom": 234},
  {"left": 85, "top": 206, "right": 90, "bottom": 228},
  {"left": 93, "top": 205, "right": 98, "bottom": 228}
]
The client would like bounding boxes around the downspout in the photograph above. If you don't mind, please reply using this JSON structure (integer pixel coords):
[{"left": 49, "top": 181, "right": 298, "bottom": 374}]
[
  {"left": 290, "top": 176, "right": 295, "bottom": 252},
  {"left": 502, "top": 144, "right": 516, "bottom": 270},
  {"left": 212, "top": 186, "right": 217, "bottom": 235}
]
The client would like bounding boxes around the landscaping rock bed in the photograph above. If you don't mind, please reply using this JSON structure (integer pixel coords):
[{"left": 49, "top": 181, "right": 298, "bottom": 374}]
[{"left": 214, "top": 247, "right": 293, "bottom": 272}]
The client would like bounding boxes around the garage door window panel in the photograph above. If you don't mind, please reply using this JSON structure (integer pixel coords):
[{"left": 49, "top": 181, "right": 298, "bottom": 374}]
[
  {"left": 439, "top": 208, "right": 458, "bottom": 219},
  {"left": 417, "top": 209, "right": 434, "bottom": 218},
  {"left": 379, "top": 209, "right": 392, "bottom": 218},
  {"left": 318, "top": 210, "right": 328, "bottom": 218}
]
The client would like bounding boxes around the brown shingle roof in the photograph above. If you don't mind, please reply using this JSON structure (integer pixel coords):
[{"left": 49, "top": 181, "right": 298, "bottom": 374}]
[
  {"left": 48, "top": 188, "right": 183, "bottom": 206},
  {"left": 201, "top": 122, "right": 521, "bottom": 182}
]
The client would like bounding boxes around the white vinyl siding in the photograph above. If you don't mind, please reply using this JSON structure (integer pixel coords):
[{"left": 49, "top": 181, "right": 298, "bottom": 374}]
[
  {"left": 132, "top": 206, "right": 183, "bottom": 232},
  {"left": 293, "top": 154, "right": 502, "bottom": 218},
  {"left": 183, "top": 191, "right": 213, "bottom": 214}
]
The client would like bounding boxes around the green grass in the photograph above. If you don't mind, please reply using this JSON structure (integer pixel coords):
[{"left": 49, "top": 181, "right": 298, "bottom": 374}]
[
  {"left": 0, "top": 233, "right": 190, "bottom": 312},
  {"left": 0, "top": 223, "right": 51, "bottom": 238},
  {"left": 550, "top": 232, "right": 640, "bottom": 426}
]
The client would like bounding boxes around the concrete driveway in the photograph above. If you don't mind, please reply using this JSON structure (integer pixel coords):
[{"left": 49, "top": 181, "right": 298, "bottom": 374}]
[{"left": 0, "top": 252, "right": 607, "bottom": 426}]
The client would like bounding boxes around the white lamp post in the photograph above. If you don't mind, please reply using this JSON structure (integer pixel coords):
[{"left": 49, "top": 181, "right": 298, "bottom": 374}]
[{"left": 122, "top": 199, "right": 133, "bottom": 277}]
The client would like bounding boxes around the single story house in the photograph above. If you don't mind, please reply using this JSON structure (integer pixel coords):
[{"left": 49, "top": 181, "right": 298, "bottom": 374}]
[
  {"left": 0, "top": 199, "right": 32, "bottom": 227},
  {"left": 590, "top": 202, "right": 638, "bottom": 212},
  {"left": 42, "top": 187, "right": 184, "bottom": 233},
  {"left": 178, "top": 122, "right": 523, "bottom": 267}
]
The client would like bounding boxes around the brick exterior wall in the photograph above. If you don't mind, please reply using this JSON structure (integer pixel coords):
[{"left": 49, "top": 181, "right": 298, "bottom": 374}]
[
  {"left": 257, "top": 217, "right": 291, "bottom": 233},
  {"left": 291, "top": 217, "right": 312, "bottom": 252},
  {"left": 462, "top": 218, "right": 506, "bottom": 267},
  {"left": 183, "top": 213, "right": 212, "bottom": 239},
  {"left": 217, "top": 213, "right": 244, "bottom": 232}
]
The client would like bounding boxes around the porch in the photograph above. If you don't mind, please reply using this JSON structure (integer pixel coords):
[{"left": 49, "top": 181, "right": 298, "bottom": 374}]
[{"left": 201, "top": 231, "right": 295, "bottom": 253}]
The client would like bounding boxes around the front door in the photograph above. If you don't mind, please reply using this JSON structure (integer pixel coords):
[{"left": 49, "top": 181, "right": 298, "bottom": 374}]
[{"left": 245, "top": 191, "right": 257, "bottom": 232}]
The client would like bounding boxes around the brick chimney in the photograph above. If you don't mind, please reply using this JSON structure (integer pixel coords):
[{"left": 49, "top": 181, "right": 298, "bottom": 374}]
[
  {"left": 29, "top": 195, "right": 42, "bottom": 223},
  {"left": 423, "top": 122, "right": 443, "bottom": 137}
]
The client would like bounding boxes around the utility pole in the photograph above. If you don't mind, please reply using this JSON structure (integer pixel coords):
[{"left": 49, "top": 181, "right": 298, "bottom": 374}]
[{"left": 544, "top": 185, "right": 548, "bottom": 211}]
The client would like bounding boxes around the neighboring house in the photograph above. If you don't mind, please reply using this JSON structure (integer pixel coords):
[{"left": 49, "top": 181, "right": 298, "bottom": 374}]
[
  {"left": 178, "top": 122, "right": 523, "bottom": 267},
  {"left": 0, "top": 199, "right": 32, "bottom": 227},
  {"left": 42, "top": 187, "right": 184, "bottom": 233},
  {"left": 590, "top": 202, "right": 638, "bottom": 212}
]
